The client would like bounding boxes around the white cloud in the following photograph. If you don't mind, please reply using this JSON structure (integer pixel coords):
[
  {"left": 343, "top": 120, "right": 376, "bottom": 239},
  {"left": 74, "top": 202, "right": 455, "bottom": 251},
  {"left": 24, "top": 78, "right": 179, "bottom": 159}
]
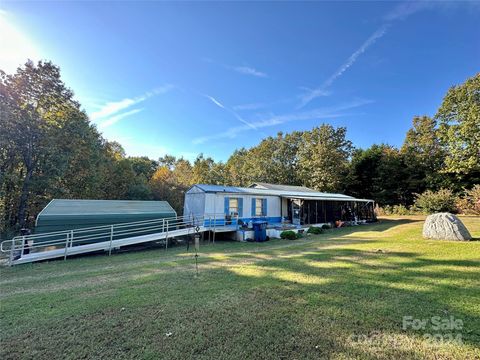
[
  {"left": 204, "top": 94, "right": 226, "bottom": 109},
  {"left": 231, "top": 66, "right": 267, "bottom": 78},
  {"left": 98, "top": 108, "right": 143, "bottom": 129},
  {"left": 384, "top": 1, "right": 430, "bottom": 22},
  {"left": 324, "top": 25, "right": 388, "bottom": 90},
  {"left": 204, "top": 58, "right": 268, "bottom": 78},
  {"left": 0, "top": 10, "right": 41, "bottom": 74},
  {"left": 384, "top": 0, "right": 480, "bottom": 21},
  {"left": 203, "top": 93, "right": 258, "bottom": 130},
  {"left": 299, "top": 24, "right": 388, "bottom": 108},
  {"left": 297, "top": 0, "right": 449, "bottom": 109},
  {"left": 90, "top": 85, "right": 173, "bottom": 121},
  {"left": 91, "top": 98, "right": 138, "bottom": 120},
  {"left": 193, "top": 98, "right": 372, "bottom": 144}
]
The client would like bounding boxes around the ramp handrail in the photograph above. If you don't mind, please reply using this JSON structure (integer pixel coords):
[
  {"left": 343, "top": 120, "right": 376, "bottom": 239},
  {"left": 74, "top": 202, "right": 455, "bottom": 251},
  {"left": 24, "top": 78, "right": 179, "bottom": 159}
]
[{"left": 1, "top": 213, "right": 237, "bottom": 262}]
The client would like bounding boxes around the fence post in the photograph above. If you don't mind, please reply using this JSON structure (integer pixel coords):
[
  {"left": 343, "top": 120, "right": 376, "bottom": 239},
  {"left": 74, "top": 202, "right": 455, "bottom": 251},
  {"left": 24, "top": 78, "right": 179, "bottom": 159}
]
[
  {"left": 165, "top": 220, "right": 169, "bottom": 250},
  {"left": 70, "top": 230, "right": 74, "bottom": 248},
  {"left": 20, "top": 236, "right": 26, "bottom": 257},
  {"left": 64, "top": 233, "right": 69, "bottom": 261},
  {"left": 108, "top": 225, "right": 114, "bottom": 256},
  {"left": 9, "top": 239, "right": 15, "bottom": 266}
]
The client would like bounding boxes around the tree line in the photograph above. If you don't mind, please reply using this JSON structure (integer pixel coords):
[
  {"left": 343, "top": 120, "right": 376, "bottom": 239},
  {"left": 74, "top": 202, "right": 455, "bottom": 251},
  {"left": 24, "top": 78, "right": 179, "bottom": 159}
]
[{"left": 1, "top": 61, "right": 479, "bottom": 236}]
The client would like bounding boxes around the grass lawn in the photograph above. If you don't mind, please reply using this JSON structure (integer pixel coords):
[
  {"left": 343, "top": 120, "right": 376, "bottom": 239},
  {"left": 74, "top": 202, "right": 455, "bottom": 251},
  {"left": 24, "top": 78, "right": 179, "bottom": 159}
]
[{"left": 1, "top": 216, "right": 479, "bottom": 359}]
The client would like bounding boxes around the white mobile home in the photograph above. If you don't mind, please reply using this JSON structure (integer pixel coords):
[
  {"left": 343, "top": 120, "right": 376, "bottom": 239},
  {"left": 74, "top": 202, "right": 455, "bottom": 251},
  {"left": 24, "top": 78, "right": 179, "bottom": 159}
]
[{"left": 183, "top": 183, "right": 375, "bottom": 227}]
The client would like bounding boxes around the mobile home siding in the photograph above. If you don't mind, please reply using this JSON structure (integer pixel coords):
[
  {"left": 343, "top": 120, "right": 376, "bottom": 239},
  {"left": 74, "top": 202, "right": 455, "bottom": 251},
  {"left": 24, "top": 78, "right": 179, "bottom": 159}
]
[
  {"left": 204, "top": 193, "right": 281, "bottom": 222},
  {"left": 183, "top": 184, "right": 376, "bottom": 227}
]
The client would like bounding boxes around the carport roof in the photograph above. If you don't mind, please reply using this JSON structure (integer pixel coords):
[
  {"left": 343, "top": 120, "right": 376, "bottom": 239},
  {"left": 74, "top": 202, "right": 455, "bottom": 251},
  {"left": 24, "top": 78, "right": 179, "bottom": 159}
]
[{"left": 38, "top": 199, "right": 176, "bottom": 216}]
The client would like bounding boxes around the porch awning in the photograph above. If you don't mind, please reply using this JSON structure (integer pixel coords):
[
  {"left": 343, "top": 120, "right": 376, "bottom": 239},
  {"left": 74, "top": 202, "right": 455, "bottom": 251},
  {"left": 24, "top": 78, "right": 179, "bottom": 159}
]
[{"left": 282, "top": 195, "right": 373, "bottom": 203}]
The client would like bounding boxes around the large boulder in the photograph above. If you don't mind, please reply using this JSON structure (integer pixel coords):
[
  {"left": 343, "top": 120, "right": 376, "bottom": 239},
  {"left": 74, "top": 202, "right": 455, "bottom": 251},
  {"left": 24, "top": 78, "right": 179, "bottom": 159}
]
[{"left": 423, "top": 213, "right": 472, "bottom": 241}]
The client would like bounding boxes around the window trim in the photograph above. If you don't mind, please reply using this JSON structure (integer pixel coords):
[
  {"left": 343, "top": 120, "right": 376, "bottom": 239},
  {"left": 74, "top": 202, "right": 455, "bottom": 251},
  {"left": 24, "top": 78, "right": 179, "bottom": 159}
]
[
  {"left": 255, "top": 198, "right": 263, "bottom": 216},
  {"left": 254, "top": 198, "right": 266, "bottom": 216},
  {"left": 228, "top": 197, "right": 239, "bottom": 216}
]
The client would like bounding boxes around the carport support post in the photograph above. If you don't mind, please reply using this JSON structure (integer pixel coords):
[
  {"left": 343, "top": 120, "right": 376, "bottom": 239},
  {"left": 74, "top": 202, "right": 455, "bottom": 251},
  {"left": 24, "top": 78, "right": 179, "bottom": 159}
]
[{"left": 108, "top": 225, "right": 114, "bottom": 256}]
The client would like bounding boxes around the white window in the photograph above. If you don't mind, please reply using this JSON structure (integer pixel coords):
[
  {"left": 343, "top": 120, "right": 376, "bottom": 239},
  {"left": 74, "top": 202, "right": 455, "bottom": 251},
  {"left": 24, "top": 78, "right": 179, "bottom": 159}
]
[
  {"left": 255, "top": 198, "right": 265, "bottom": 216},
  {"left": 229, "top": 198, "right": 239, "bottom": 215}
]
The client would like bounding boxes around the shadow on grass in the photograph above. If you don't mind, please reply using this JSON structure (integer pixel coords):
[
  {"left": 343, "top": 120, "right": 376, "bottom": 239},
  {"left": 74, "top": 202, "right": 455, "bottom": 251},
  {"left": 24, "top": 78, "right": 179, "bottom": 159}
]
[
  {"left": 362, "top": 218, "right": 422, "bottom": 232},
  {"left": 1, "top": 217, "right": 478, "bottom": 359},
  {"left": 212, "top": 248, "right": 480, "bottom": 357}
]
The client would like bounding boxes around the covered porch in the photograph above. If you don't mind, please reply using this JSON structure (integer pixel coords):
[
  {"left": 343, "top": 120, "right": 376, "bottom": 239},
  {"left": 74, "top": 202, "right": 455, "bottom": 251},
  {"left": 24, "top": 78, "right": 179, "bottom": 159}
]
[{"left": 283, "top": 197, "right": 376, "bottom": 226}]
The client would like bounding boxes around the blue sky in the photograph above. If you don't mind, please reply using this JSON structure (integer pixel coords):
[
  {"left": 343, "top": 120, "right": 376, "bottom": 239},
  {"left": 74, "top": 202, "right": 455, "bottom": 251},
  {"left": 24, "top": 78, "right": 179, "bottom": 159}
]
[{"left": 1, "top": 1, "right": 479, "bottom": 161}]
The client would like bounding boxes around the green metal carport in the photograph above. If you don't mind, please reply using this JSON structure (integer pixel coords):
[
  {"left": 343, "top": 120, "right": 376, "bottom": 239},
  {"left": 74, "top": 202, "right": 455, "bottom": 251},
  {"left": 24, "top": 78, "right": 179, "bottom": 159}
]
[{"left": 35, "top": 199, "right": 177, "bottom": 235}]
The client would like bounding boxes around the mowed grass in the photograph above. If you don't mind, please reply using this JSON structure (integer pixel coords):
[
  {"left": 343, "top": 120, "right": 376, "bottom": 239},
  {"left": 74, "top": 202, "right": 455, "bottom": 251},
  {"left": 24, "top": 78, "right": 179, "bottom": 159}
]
[{"left": 1, "top": 216, "right": 479, "bottom": 360}]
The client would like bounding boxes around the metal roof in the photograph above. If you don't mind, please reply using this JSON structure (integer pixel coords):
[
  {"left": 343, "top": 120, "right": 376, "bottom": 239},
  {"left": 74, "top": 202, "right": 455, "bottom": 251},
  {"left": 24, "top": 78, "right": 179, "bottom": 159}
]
[
  {"left": 192, "top": 184, "right": 372, "bottom": 202},
  {"left": 38, "top": 199, "right": 176, "bottom": 216},
  {"left": 249, "top": 182, "right": 317, "bottom": 192},
  {"left": 283, "top": 195, "right": 372, "bottom": 202},
  {"left": 194, "top": 184, "right": 245, "bottom": 193}
]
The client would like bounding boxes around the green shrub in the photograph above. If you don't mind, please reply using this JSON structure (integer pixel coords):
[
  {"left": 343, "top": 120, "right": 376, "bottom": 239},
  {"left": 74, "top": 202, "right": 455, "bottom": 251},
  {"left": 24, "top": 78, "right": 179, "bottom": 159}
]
[
  {"left": 383, "top": 205, "right": 393, "bottom": 215},
  {"left": 307, "top": 226, "right": 323, "bottom": 234},
  {"left": 280, "top": 230, "right": 298, "bottom": 240},
  {"left": 321, "top": 224, "right": 331, "bottom": 230},
  {"left": 376, "top": 204, "right": 418, "bottom": 216},
  {"left": 414, "top": 189, "right": 457, "bottom": 214},
  {"left": 392, "top": 204, "right": 410, "bottom": 215}
]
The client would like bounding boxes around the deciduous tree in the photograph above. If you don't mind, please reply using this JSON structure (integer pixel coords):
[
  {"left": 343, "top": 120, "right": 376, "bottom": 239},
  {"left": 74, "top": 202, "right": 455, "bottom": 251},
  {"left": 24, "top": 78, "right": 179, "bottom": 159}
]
[
  {"left": 298, "top": 125, "right": 353, "bottom": 192},
  {"left": 436, "top": 73, "right": 480, "bottom": 175}
]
